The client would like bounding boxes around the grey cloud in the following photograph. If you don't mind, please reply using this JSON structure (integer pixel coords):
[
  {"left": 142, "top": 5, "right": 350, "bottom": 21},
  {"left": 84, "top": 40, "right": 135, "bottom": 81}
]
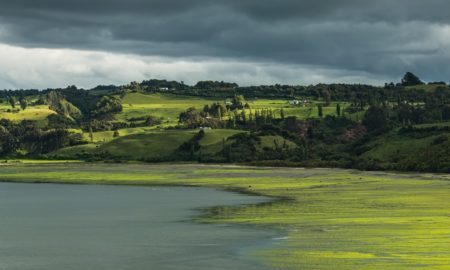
[{"left": 0, "top": 0, "right": 450, "bottom": 85}]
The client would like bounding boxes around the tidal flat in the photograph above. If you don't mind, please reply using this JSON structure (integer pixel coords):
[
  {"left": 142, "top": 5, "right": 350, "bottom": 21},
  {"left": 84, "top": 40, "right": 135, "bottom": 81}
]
[{"left": 0, "top": 163, "right": 449, "bottom": 270}]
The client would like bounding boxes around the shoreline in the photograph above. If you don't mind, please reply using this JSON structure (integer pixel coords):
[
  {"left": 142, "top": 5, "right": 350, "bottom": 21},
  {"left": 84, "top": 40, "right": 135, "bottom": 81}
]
[{"left": 2, "top": 159, "right": 449, "bottom": 177}]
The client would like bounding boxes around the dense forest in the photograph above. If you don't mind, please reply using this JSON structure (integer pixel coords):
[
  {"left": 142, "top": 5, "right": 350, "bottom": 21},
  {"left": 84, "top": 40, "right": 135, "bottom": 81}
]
[{"left": 1, "top": 72, "right": 449, "bottom": 172}]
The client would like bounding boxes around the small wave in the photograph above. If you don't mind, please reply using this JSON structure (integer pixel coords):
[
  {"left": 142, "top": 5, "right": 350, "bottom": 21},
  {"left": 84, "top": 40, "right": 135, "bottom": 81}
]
[{"left": 272, "top": 236, "right": 289, "bottom": 241}]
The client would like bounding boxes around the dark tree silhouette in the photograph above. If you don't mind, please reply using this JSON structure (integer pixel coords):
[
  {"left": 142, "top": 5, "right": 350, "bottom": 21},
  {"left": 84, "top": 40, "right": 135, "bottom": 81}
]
[{"left": 401, "top": 72, "right": 424, "bottom": 86}]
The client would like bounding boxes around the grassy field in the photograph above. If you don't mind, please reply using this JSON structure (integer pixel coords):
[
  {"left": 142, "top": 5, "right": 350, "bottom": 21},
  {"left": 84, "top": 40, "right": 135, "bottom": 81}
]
[
  {"left": 360, "top": 129, "right": 450, "bottom": 170},
  {"left": 52, "top": 129, "right": 247, "bottom": 159},
  {"left": 52, "top": 128, "right": 298, "bottom": 160},
  {"left": 0, "top": 104, "right": 56, "bottom": 123},
  {"left": 81, "top": 126, "right": 162, "bottom": 143},
  {"left": 405, "top": 84, "right": 449, "bottom": 92},
  {"left": 115, "top": 93, "right": 347, "bottom": 125},
  {"left": 248, "top": 98, "right": 350, "bottom": 119},
  {"left": 0, "top": 163, "right": 448, "bottom": 270},
  {"left": 117, "top": 93, "right": 220, "bottom": 124}
]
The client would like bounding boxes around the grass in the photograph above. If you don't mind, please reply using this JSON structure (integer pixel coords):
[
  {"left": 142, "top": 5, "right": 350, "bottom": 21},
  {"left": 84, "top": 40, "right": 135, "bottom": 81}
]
[
  {"left": 413, "top": 122, "right": 450, "bottom": 129},
  {"left": 115, "top": 93, "right": 350, "bottom": 126},
  {"left": 51, "top": 143, "right": 100, "bottom": 157},
  {"left": 82, "top": 126, "right": 162, "bottom": 143},
  {"left": 97, "top": 130, "right": 196, "bottom": 159},
  {"left": 248, "top": 99, "right": 350, "bottom": 119},
  {"left": 0, "top": 159, "right": 82, "bottom": 164},
  {"left": 361, "top": 129, "right": 450, "bottom": 163},
  {"left": 405, "top": 84, "right": 449, "bottom": 92},
  {"left": 53, "top": 128, "right": 298, "bottom": 160},
  {"left": 117, "top": 93, "right": 220, "bottom": 125},
  {"left": 0, "top": 104, "right": 56, "bottom": 123},
  {"left": 0, "top": 164, "right": 448, "bottom": 270},
  {"left": 259, "top": 135, "right": 297, "bottom": 150},
  {"left": 52, "top": 129, "right": 247, "bottom": 160}
]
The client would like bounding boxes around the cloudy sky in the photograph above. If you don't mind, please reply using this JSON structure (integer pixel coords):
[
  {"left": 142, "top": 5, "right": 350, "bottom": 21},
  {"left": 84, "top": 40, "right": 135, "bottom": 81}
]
[{"left": 0, "top": 0, "right": 449, "bottom": 89}]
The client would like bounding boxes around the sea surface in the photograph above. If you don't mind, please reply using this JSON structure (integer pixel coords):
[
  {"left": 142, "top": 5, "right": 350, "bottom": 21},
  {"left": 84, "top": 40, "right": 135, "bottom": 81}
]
[{"left": 0, "top": 182, "right": 278, "bottom": 270}]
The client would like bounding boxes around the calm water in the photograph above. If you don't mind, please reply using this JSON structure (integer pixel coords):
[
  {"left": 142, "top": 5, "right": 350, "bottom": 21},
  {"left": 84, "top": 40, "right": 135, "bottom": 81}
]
[{"left": 0, "top": 182, "right": 278, "bottom": 270}]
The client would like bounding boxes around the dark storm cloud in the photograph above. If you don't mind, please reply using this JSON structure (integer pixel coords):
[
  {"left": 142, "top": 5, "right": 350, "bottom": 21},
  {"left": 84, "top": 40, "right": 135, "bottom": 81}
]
[{"left": 1, "top": 0, "right": 450, "bottom": 83}]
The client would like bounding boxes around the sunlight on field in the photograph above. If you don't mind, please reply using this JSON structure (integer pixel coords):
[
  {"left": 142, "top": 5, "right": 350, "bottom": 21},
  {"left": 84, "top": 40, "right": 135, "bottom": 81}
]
[
  {"left": 116, "top": 93, "right": 352, "bottom": 125},
  {"left": 117, "top": 93, "right": 219, "bottom": 124},
  {"left": 0, "top": 104, "right": 56, "bottom": 122}
]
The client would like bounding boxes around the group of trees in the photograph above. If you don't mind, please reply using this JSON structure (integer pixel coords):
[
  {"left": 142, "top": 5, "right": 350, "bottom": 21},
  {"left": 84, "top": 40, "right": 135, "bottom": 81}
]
[
  {"left": 91, "top": 96, "right": 123, "bottom": 118},
  {"left": 0, "top": 119, "right": 85, "bottom": 156},
  {"left": 194, "top": 81, "right": 238, "bottom": 90},
  {"left": 3, "top": 96, "right": 28, "bottom": 110}
]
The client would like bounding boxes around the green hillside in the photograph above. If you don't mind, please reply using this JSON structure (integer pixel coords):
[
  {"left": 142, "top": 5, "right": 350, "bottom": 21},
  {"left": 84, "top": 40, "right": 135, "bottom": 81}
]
[
  {"left": 51, "top": 129, "right": 245, "bottom": 160},
  {"left": 1, "top": 74, "right": 449, "bottom": 172},
  {"left": 357, "top": 128, "right": 450, "bottom": 171},
  {"left": 50, "top": 128, "right": 299, "bottom": 162}
]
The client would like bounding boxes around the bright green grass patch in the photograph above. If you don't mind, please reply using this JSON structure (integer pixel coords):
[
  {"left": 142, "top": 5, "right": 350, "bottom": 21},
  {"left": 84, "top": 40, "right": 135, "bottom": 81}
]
[
  {"left": 0, "top": 164, "right": 448, "bottom": 270},
  {"left": 0, "top": 105, "right": 56, "bottom": 122},
  {"left": 248, "top": 99, "right": 351, "bottom": 119},
  {"left": 259, "top": 135, "right": 297, "bottom": 150},
  {"left": 97, "top": 130, "right": 196, "bottom": 159},
  {"left": 52, "top": 143, "right": 99, "bottom": 157},
  {"left": 117, "top": 93, "right": 219, "bottom": 124},
  {"left": 82, "top": 126, "right": 161, "bottom": 143}
]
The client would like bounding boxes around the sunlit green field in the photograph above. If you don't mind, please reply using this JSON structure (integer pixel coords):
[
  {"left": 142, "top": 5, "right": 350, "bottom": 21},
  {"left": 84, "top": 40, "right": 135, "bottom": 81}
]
[
  {"left": 0, "top": 104, "right": 55, "bottom": 122},
  {"left": 248, "top": 99, "right": 351, "bottom": 119},
  {"left": 115, "top": 93, "right": 348, "bottom": 125},
  {"left": 117, "top": 93, "right": 220, "bottom": 124},
  {"left": 81, "top": 126, "right": 162, "bottom": 143},
  {"left": 0, "top": 163, "right": 448, "bottom": 270}
]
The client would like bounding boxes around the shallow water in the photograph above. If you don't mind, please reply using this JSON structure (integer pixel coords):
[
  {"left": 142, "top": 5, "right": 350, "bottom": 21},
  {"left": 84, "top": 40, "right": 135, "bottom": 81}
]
[{"left": 0, "top": 182, "right": 277, "bottom": 270}]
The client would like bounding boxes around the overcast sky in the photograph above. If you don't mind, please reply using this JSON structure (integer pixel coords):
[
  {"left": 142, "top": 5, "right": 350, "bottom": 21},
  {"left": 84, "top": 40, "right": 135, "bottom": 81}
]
[{"left": 1, "top": 0, "right": 449, "bottom": 89}]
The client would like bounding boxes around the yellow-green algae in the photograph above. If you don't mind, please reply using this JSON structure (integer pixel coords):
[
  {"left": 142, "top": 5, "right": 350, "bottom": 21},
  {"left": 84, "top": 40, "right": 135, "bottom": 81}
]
[{"left": 0, "top": 163, "right": 448, "bottom": 270}]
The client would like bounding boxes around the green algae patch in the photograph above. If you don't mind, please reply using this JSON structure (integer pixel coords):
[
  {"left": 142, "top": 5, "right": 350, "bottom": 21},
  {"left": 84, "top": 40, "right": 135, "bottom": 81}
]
[{"left": 0, "top": 163, "right": 448, "bottom": 270}]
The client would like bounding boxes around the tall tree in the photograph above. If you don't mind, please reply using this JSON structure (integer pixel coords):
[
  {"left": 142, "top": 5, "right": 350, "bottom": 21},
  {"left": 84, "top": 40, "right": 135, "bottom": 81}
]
[
  {"left": 8, "top": 97, "right": 15, "bottom": 109},
  {"left": 363, "top": 106, "right": 389, "bottom": 131},
  {"left": 323, "top": 89, "right": 331, "bottom": 106},
  {"left": 89, "top": 122, "right": 94, "bottom": 143},
  {"left": 401, "top": 72, "right": 424, "bottom": 86},
  {"left": 19, "top": 97, "right": 28, "bottom": 111}
]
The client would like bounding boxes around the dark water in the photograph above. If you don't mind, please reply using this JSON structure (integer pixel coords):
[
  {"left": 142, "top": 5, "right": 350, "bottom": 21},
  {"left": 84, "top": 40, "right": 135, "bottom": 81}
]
[{"left": 0, "top": 182, "right": 277, "bottom": 270}]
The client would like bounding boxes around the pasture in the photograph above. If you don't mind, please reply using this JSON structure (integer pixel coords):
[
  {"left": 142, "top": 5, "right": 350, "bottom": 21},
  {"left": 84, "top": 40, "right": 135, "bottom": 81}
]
[
  {"left": 0, "top": 104, "right": 55, "bottom": 123},
  {"left": 115, "top": 93, "right": 350, "bottom": 125}
]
